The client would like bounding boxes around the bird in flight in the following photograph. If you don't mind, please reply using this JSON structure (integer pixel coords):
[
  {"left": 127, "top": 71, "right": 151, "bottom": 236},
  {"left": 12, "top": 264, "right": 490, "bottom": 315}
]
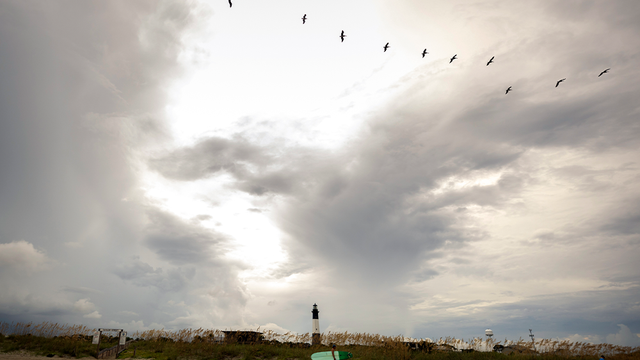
[
  {"left": 302, "top": 14, "right": 307, "bottom": 24},
  {"left": 340, "top": 30, "right": 346, "bottom": 42},
  {"left": 555, "top": 78, "right": 566, "bottom": 87},
  {"left": 450, "top": 54, "right": 457, "bottom": 63},
  {"left": 486, "top": 56, "right": 494, "bottom": 66},
  {"left": 383, "top": 42, "right": 390, "bottom": 52},
  {"left": 598, "top": 68, "right": 610, "bottom": 77},
  {"left": 422, "top": 49, "right": 428, "bottom": 58},
  {"left": 505, "top": 86, "right": 512, "bottom": 94},
  {"left": 228, "top": 0, "right": 232, "bottom": 7}
]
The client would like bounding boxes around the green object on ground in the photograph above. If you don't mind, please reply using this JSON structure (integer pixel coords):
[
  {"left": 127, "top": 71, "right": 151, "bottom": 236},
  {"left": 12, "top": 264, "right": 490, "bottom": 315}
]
[{"left": 311, "top": 350, "right": 353, "bottom": 360}]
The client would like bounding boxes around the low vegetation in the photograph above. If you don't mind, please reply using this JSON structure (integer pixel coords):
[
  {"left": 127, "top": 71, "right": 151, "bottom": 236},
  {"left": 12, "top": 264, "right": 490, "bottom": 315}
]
[
  {"left": 1, "top": 322, "right": 639, "bottom": 360},
  {"left": 0, "top": 332, "right": 119, "bottom": 358}
]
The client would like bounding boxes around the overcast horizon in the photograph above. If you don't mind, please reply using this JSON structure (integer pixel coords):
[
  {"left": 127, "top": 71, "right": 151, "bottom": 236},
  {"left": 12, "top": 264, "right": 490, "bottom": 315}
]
[{"left": 1, "top": 0, "right": 640, "bottom": 346}]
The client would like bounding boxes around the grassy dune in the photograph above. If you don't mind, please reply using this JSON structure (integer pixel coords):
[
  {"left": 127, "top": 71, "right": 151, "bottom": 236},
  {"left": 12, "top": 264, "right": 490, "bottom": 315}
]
[{"left": 2, "top": 322, "right": 639, "bottom": 360}]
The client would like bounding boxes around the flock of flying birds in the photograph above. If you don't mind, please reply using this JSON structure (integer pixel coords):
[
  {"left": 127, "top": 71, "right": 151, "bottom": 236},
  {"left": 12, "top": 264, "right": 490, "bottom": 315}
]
[{"left": 226, "top": 2, "right": 612, "bottom": 95}]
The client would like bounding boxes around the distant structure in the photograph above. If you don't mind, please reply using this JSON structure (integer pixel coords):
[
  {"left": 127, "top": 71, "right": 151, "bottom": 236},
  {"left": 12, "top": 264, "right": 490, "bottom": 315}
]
[
  {"left": 222, "top": 331, "right": 263, "bottom": 344},
  {"left": 529, "top": 329, "right": 536, "bottom": 352},
  {"left": 485, "top": 329, "right": 493, "bottom": 339},
  {"left": 312, "top": 303, "right": 320, "bottom": 345}
]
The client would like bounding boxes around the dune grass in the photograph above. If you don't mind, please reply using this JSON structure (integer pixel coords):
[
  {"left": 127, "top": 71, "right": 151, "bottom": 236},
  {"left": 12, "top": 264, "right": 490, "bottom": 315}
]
[
  {"left": 0, "top": 333, "right": 118, "bottom": 358},
  {"left": 1, "top": 322, "right": 639, "bottom": 360}
]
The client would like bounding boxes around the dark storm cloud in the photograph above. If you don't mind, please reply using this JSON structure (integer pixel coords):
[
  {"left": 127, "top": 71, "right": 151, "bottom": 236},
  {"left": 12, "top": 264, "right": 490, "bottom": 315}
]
[
  {"left": 148, "top": 2, "right": 640, "bottom": 341},
  {"left": 150, "top": 137, "right": 267, "bottom": 181},
  {"left": 296, "top": 0, "right": 640, "bottom": 290},
  {"left": 61, "top": 286, "right": 103, "bottom": 295},
  {"left": 0, "top": 293, "right": 72, "bottom": 318},
  {"left": 114, "top": 257, "right": 195, "bottom": 292},
  {"left": 487, "top": 287, "right": 640, "bottom": 331},
  {"left": 152, "top": 121, "right": 529, "bottom": 287},
  {"left": 109, "top": 209, "right": 249, "bottom": 319},
  {"left": 0, "top": 1, "right": 225, "bottom": 327},
  {"left": 454, "top": 87, "right": 640, "bottom": 151},
  {"left": 154, "top": 118, "right": 536, "bottom": 278},
  {"left": 411, "top": 287, "right": 640, "bottom": 343},
  {"left": 0, "top": 0, "right": 195, "bottom": 252},
  {"left": 600, "top": 199, "right": 640, "bottom": 236},
  {"left": 527, "top": 194, "right": 640, "bottom": 246},
  {"left": 413, "top": 269, "right": 440, "bottom": 282},
  {"left": 152, "top": 62, "right": 640, "bottom": 287},
  {"left": 3, "top": 0, "right": 640, "bottom": 342},
  {"left": 150, "top": 135, "right": 320, "bottom": 195},
  {"left": 153, "top": 76, "right": 636, "bottom": 290},
  {"left": 268, "top": 115, "right": 541, "bottom": 287},
  {"left": 144, "top": 210, "right": 230, "bottom": 265}
]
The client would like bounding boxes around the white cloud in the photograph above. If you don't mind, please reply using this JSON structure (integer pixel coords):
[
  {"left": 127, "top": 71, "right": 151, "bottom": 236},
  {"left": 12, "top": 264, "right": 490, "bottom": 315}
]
[
  {"left": 104, "top": 320, "right": 166, "bottom": 333},
  {"left": 0, "top": 240, "right": 51, "bottom": 273},
  {"left": 565, "top": 333, "right": 603, "bottom": 344},
  {"left": 247, "top": 322, "right": 292, "bottom": 334},
  {"left": 606, "top": 324, "right": 640, "bottom": 346},
  {"left": 74, "top": 298, "right": 96, "bottom": 314},
  {"left": 83, "top": 311, "right": 102, "bottom": 319}
]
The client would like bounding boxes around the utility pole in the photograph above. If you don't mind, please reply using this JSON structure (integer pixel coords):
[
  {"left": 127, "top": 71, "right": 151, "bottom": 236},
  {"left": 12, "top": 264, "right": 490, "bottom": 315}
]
[{"left": 529, "top": 329, "right": 536, "bottom": 352}]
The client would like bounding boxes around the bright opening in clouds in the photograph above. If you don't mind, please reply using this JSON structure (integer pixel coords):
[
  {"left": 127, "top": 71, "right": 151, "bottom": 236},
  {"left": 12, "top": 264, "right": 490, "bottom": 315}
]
[{"left": 1, "top": 0, "right": 639, "bottom": 346}]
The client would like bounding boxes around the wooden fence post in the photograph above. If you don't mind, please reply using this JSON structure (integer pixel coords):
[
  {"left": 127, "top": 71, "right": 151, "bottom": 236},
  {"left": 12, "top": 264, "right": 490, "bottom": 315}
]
[{"left": 95, "top": 331, "right": 101, "bottom": 359}]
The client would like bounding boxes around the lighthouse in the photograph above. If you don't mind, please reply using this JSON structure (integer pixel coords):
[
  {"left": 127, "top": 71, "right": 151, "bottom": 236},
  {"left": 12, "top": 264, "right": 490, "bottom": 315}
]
[{"left": 312, "top": 303, "right": 320, "bottom": 345}]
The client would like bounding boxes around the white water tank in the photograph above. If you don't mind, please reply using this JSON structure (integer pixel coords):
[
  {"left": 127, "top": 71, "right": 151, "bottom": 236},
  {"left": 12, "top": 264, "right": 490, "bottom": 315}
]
[{"left": 485, "top": 329, "right": 494, "bottom": 337}]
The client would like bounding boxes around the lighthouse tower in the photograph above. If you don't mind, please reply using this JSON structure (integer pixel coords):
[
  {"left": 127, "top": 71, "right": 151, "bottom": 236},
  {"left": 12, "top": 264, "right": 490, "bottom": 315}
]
[{"left": 312, "top": 303, "right": 320, "bottom": 345}]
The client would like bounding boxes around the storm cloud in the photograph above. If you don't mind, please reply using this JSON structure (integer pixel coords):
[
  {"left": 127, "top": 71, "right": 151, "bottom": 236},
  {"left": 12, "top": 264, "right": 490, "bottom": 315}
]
[{"left": 1, "top": 0, "right": 639, "bottom": 345}]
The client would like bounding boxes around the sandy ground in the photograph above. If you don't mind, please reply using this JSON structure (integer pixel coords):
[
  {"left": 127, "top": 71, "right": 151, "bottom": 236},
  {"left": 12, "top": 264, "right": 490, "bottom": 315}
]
[
  {"left": 0, "top": 352, "right": 138, "bottom": 360},
  {"left": 0, "top": 351, "right": 66, "bottom": 360}
]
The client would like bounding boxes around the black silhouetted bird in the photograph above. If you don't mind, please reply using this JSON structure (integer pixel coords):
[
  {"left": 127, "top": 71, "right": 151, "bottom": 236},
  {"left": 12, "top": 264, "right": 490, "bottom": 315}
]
[
  {"left": 486, "top": 56, "right": 494, "bottom": 66},
  {"left": 555, "top": 78, "right": 566, "bottom": 87},
  {"left": 505, "top": 86, "right": 512, "bottom": 94},
  {"left": 340, "top": 30, "right": 346, "bottom": 42},
  {"left": 383, "top": 42, "right": 390, "bottom": 52},
  {"left": 598, "top": 68, "right": 610, "bottom": 77},
  {"left": 422, "top": 49, "right": 428, "bottom": 58},
  {"left": 450, "top": 54, "right": 457, "bottom": 63},
  {"left": 302, "top": 14, "right": 307, "bottom": 24},
  {"left": 228, "top": 0, "right": 232, "bottom": 7}
]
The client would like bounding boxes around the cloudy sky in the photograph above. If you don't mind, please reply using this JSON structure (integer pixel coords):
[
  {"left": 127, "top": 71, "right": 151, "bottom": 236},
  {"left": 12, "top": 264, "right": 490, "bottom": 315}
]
[{"left": 1, "top": 0, "right": 640, "bottom": 346}]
